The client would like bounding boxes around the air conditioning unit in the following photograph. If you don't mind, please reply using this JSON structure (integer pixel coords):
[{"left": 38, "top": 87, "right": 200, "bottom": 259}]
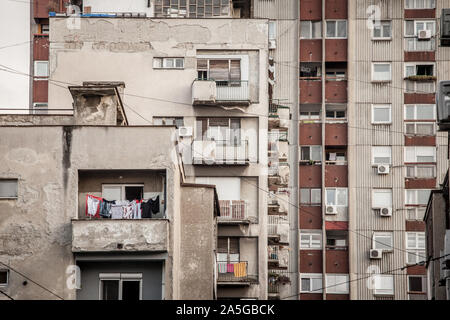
[
  {"left": 379, "top": 207, "right": 392, "bottom": 217},
  {"left": 269, "top": 39, "right": 277, "bottom": 49},
  {"left": 418, "top": 29, "right": 432, "bottom": 40},
  {"left": 370, "top": 249, "right": 383, "bottom": 259},
  {"left": 325, "top": 205, "right": 337, "bottom": 215},
  {"left": 377, "top": 164, "right": 390, "bottom": 175},
  {"left": 178, "top": 126, "right": 193, "bottom": 137}
]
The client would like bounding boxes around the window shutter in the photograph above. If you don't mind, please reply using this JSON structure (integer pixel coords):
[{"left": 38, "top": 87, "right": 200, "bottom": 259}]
[
  {"left": 229, "top": 238, "right": 239, "bottom": 254},
  {"left": 230, "top": 60, "right": 241, "bottom": 82},
  {"left": 218, "top": 238, "right": 228, "bottom": 253},
  {"left": 197, "top": 59, "right": 208, "bottom": 71},
  {"left": 209, "top": 60, "right": 229, "bottom": 81},
  {"left": 209, "top": 118, "right": 229, "bottom": 127}
]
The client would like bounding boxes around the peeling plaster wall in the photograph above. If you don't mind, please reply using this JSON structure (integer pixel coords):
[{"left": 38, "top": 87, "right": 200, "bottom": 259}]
[{"left": 0, "top": 125, "right": 180, "bottom": 299}]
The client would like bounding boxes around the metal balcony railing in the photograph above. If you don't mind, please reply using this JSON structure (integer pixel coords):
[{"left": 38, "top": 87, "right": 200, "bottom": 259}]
[
  {"left": 405, "top": 80, "right": 436, "bottom": 93},
  {"left": 192, "top": 140, "right": 249, "bottom": 165},
  {"left": 268, "top": 215, "right": 288, "bottom": 237},
  {"left": 405, "top": 37, "right": 435, "bottom": 52},
  {"left": 268, "top": 270, "right": 291, "bottom": 295},
  {"left": 217, "top": 261, "right": 256, "bottom": 283},
  {"left": 216, "top": 80, "right": 249, "bottom": 101},
  {"left": 268, "top": 245, "right": 279, "bottom": 261},
  {"left": 218, "top": 200, "right": 248, "bottom": 221}
]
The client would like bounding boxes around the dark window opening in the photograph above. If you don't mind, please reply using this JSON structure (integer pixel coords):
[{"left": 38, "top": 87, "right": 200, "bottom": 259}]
[
  {"left": 0, "top": 270, "right": 8, "bottom": 285},
  {"left": 416, "top": 65, "right": 434, "bottom": 76},
  {"left": 125, "top": 186, "right": 143, "bottom": 201},
  {"left": 122, "top": 281, "right": 140, "bottom": 301},
  {"left": 101, "top": 280, "right": 119, "bottom": 300},
  {"left": 408, "top": 276, "right": 423, "bottom": 292}
]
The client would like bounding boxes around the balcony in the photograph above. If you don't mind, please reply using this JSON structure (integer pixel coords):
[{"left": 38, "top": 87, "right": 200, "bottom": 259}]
[
  {"left": 269, "top": 103, "right": 290, "bottom": 130},
  {"left": 405, "top": 37, "right": 436, "bottom": 52},
  {"left": 268, "top": 215, "right": 289, "bottom": 244},
  {"left": 71, "top": 219, "right": 169, "bottom": 252},
  {"left": 216, "top": 261, "right": 257, "bottom": 285},
  {"left": 191, "top": 140, "right": 249, "bottom": 165},
  {"left": 268, "top": 245, "right": 289, "bottom": 269},
  {"left": 268, "top": 270, "right": 291, "bottom": 299},
  {"left": 192, "top": 79, "right": 250, "bottom": 106},
  {"left": 218, "top": 200, "right": 250, "bottom": 224}
]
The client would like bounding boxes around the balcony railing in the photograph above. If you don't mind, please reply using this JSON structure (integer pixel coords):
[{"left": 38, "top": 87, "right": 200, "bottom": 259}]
[
  {"left": 268, "top": 215, "right": 289, "bottom": 239},
  {"left": 405, "top": 37, "right": 435, "bottom": 52},
  {"left": 268, "top": 270, "right": 291, "bottom": 296},
  {"left": 216, "top": 80, "right": 249, "bottom": 101},
  {"left": 405, "top": 80, "right": 436, "bottom": 93},
  {"left": 218, "top": 200, "right": 249, "bottom": 222},
  {"left": 216, "top": 261, "right": 257, "bottom": 283},
  {"left": 192, "top": 140, "right": 249, "bottom": 165}
]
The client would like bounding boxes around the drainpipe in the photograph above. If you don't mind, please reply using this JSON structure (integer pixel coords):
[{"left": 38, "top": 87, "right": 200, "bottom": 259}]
[{"left": 321, "top": 0, "right": 327, "bottom": 301}]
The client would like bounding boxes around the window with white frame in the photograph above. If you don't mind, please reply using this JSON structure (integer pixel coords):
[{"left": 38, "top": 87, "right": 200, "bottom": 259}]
[
  {"left": 300, "top": 231, "right": 322, "bottom": 249},
  {"left": 405, "top": 20, "right": 436, "bottom": 37},
  {"left": 268, "top": 21, "right": 276, "bottom": 40},
  {"left": 326, "top": 20, "right": 347, "bottom": 38},
  {"left": 326, "top": 105, "right": 346, "bottom": 120},
  {"left": 406, "top": 165, "right": 436, "bottom": 179},
  {"left": 405, "top": 189, "right": 432, "bottom": 205},
  {"left": 0, "top": 270, "right": 9, "bottom": 286},
  {"left": 373, "top": 232, "right": 393, "bottom": 251},
  {"left": 372, "top": 146, "right": 392, "bottom": 165},
  {"left": 406, "top": 207, "right": 427, "bottom": 221},
  {"left": 405, "top": 63, "right": 434, "bottom": 77},
  {"left": 405, "top": 0, "right": 435, "bottom": 9},
  {"left": 374, "top": 274, "right": 394, "bottom": 295},
  {"left": 34, "top": 61, "right": 48, "bottom": 78},
  {"left": 300, "top": 105, "right": 321, "bottom": 121},
  {"left": 373, "top": 21, "right": 392, "bottom": 39},
  {"left": 153, "top": 57, "right": 184, "bottom": 69},
  {"left": 325, "top": 188, "right": 348, "bottom": 207},
  {"left": 102, "top": 184, "right": 144, "bottom": 202},
  {"left": 372, "top": 63, "right": 391, "bottom": 82},
  {"left": 300, "top": 146, "right": 322, "bottom": 161},
  {"left": 326, "top": 274, "right": 349, "bottom": 294},
  {"left": 404, "top": 146, "right": 436, "bottom": 163},
  {"left": 99, "top": 273, "right": 142, "bottom": 300},
  {"left": 406, "top": 232, "right": 426, "bottom": 264},
  {"left": 405, "top": 104, "right": 436, "bottom": 120},
  {"left": 372, "top": 189, "right": 393, "bottom": 208},
  {"left": 0, "top": 179, "right": 18, "bottom": 199},
  {"left": 300, "top": 21, "right": 322, "bottom": 39},
  {"left": 300, "top": 274, "right": 323, "bottom": 293},
  {"left": 408, "top": 275, "right": 426, "bottom": 293},
  {"left": 372, "top": 104, "right": 392, "bottom": 124},
  {"left": 405, "top": 122, "right": 435, "bottom": 136},
  {"left": 300, "top": 188, "right": 321, "bottom": 205}
]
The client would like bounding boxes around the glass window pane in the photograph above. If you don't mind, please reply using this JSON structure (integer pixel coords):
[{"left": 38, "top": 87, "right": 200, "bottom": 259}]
[
  {"left": 102, "top": 280, "right": 119, "bottom": 300},
  {"left": 0, "top": 180, "right": 18, "bottom": 198},
  {"left": 337, "top": 21, "right": 347, "bottom": 37},
  {"left": 326, "top": 21, "right": 336, "bottom": 37},
  {"left": 300, "top": 21, "right": 311, "bottom": 38},
  {"left": 300, "top": 189, "right": 310, "bottom": 204},
  {"left": 311, "top": 189, "right": 321, "bottom": 204},
  {"left": 326, "top": 189, "right": 336, "bottom": 205}
]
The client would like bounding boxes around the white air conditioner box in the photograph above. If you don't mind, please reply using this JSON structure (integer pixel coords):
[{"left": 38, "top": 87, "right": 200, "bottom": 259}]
[
  {"left": 178, "top": 126, "right": 193, "bottom": 137},
  {"left": 377, "top": 164, "right": 390, "bottom": 175},
  {"left": 269, "top": 39, "right": 277, "bottom": 49},
  {"left": 370, "top": 249, "right": 383, "bottom": 259},
  {"left": 325, "top": 205, "right": 338, "bottom": 215},
  {"left": 418, "top": 29, "right": 432, "bottom": 40},
  {"left": 380, "top": 207, "right": 392, "bottom": 217}
]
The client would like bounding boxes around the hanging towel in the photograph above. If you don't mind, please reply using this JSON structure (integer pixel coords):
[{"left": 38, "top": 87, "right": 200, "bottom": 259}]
[
  {"left": 99, "top": 199, "right": 115, "bottom": 218},
  {"left": 110, "top": 205, "right": 124, "bottom": 219},
  {"left": 233, "top": 262, "right": 247, "bottom": 278},
  {"left": 227, "top": 263, "right": 234, "bottom": 273},
  {"left": 86, "top": 194, "right": 102, "bottom": 218},
  {"left": 218, "top": 263, "right": 227, "bottom": 274}
]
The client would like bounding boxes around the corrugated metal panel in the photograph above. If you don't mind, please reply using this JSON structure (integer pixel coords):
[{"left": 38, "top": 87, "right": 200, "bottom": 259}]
[{"left": 253, "top": 0, "right": 298, "bottom": 20}]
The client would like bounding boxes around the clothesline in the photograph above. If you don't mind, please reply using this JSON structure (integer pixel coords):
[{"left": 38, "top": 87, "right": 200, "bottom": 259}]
[
  {"left": 86, "top": 194, "right": 160, "bottom": 219},
  {"left": 217, "top": 262, "right": 247, "bottom": 278}
]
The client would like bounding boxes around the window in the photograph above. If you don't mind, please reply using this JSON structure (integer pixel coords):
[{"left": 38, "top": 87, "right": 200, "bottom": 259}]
[
  {"left": 0, "top": 179, "right": 18, "bottom": 199},
  {"left": 300, "top": 274, "right": 323, "bottom": 293},
  {"left": 405, "top": 189, "right": 432, "bottom": 205},
  {"left": 40, "top": 24, "right": 49, "bottom": 34},
  {"left": 405, "top": 122, "right": 435, "bottom": 136},
  {"left": 326, "top": 274, "right": 349, "bottom": 294},
  {"left": 406, "top": 165, "right": 436, "bottom": 179},
  {"left": 153, "top": 57, "right": 184, "bottom": 69},
  {"left": 407, "top": 207, "right": 426, "bottom": 221},
  {"left": 99, "top": 273, "right": 142, "bottom": 300},
  {"left": 34, "top": 61, "right": 48, "bottom": 78},
  {"left": 372, "top": 146, "right": 392, "bottom": 165},
  {"left": 325, "top": 188, "right": 348, "bottom": 207},
  {"left": 373, "top": 232, "right": 393, "bottom": 251},
  {"left": 326, "top": 150, "right": 347, "bottom": 163},
  {"left": 300, "top": 63, "right": 322, "bottom": 78},
  {"left": 300, "top": 105, "right": 321, "bottom": 121},
  {"left": 404, "top": 147, "right": 436, "bottom": 163},
  {"left": 153, "top": 117, "right": 184, "bottom": 128},
  {"left": 405, "top": 63, "right": 434, "bottom": 77},
  {"left": 197, "top": 58, "right": 242, "bottom": 84},
  {"left": 372, "top": 63, "right": 391, "bottom": 82},
  {"left": 372, "top": 104, "right": 392, "bottom": 124},
  {"left": 102, "top": 184, "right": 144, "bottom": 202},
  {"left": 300, "top": 188, "right": 321, "bottom": 205},
  {"left": 0, "top": 270, "right": 9, "bottom": 286},
  {"left": 196, "top": 118, "right": 241, "bottom": 144},
  {"left": 300, "top": 21, "right": 322, "bottom": 39},
  {"left": 405, "top": 0, "right": 435, "bottom": 9},
  {"left": 326, "top": 20, "right": 347, "bottom": 38},
  {"left": 217, "top": 237, "right": 240, "bottom": 263},
  {"left": 408, "top": 276, "right": 426, "bottom": 293},
  {"left": 268, "top": 21, "right": 277, "bottom": 40},
  {"left": 326, "top": 105, "right": 346, "bottom": 120},
  {"left": 154, "top": 0, "right": 230, "bottom": 18},
  {"left": 374, "top": 275, "right": 394, "bottom": 295},
  {"left": 373, "top": 21, "right": 392, "bottom": 39},
  {"left": 405, "top": 104, "right": 436, "bottom": 120},
  {"left": 406, "top": 232, "right": 426, "bottom": 264},
  {"left": 405, "top": 20, "right": 436, "bottom": 38},
  {"left": 300, "top": 231, "right": 322, "bottom": 249},
  {"left": 300, "top": 146, "right": 322, "bottom": 162},
  {"left": 372, "top": 189, "right": 393, "bottom": 208}
]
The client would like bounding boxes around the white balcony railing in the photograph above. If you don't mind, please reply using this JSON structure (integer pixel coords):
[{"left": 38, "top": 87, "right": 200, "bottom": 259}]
[
  {"left": 268, "top": 215, "right": 289, "bottom": 238},
  {"left": 405, "top": 80, "right": 435, "bottom": 93},
  {"left": 192, "top": 140, "right": 249, "bottom": 165},
  {"left": 218, "top": 200, "right": 248, "bottom": 221},
  {"left": 216, "top": 81, "right": 249, "bottom": 101},
  {"left": 405, "top": 37, "right": 436, "bottom": 52}
]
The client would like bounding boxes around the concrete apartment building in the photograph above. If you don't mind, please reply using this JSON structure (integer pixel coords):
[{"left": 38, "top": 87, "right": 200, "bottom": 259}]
[
  {"left": 0, "top": 83, "right": 219, "bottom": 300},
  {"left": 2, "top": 0, "right": 450, "bottom": 301}
]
